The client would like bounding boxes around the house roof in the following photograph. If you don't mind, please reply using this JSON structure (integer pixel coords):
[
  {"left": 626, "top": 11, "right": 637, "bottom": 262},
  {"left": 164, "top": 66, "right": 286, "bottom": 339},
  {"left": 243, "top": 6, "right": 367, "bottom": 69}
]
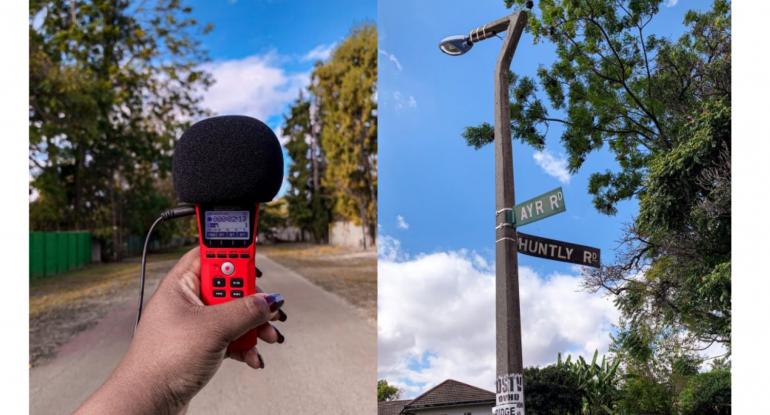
[
  {"left": 378, "top": 399, "right": 410, "bottom": 415},
  {"left": 404, "top": 379, "right": 495, "bottom": 410}
]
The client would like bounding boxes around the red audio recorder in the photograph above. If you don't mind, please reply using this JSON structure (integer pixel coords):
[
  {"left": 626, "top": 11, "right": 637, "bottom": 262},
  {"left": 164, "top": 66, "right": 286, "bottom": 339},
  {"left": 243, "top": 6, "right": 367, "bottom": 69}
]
[{"left": 196, "top": 204, "right": 260, "bottom": 353}]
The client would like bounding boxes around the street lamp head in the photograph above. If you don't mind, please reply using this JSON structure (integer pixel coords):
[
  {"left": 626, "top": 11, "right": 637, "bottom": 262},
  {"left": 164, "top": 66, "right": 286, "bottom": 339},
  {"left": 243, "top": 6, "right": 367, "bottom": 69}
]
[{"left": 438, "top": 35, "right": 473, "bottom": 56}]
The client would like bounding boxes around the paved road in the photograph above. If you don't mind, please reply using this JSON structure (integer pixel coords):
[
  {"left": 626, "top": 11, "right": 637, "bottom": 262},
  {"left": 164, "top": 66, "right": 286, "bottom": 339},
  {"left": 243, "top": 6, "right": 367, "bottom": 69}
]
[{"left": 30, "top": 254, "right": 377, "bottom": 414}]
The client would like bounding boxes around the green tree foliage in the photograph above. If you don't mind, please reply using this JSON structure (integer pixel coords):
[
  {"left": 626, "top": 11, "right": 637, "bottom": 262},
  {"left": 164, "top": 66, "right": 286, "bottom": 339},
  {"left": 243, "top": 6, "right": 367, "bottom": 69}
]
[
  {"left": 474, "top": 0, "right": 730, "bottom": 401},
  {"left": 558, "top": 351, "right": 621, "bottom": 414},
  {"left": 258, "top": 199, "right": 289, "bottom": 242},
  {"left": 524, "top": 364, "right": 582, "bottom": 414},
  {"left": 677, "top": 368, "right": 730, "bottom": 415},
  {"left": 531, "top": 351, "right": 729, "bottom": 414},
  {"left": 616, "top": 373, "right": 673, "bottom": 414},
  {"left": 377, "top": 379, "right": 400, "bottom": 402},
  {"left": 311, "top": 24, "right": 377, "bottom": 247},
  {"left": 282, "top": 92, "right": 331, "bottom": 242},
  {"left": 29, "top": 0, "right": 212, "bottom": 259},
  {"left": 480, "top": 0, "right": 730, "bottom": 214}
]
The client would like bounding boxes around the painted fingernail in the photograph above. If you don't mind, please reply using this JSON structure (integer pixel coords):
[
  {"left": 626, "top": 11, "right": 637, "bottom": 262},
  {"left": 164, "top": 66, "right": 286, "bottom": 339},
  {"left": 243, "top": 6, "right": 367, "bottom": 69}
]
[
  {"left": 265, "top": 293, "right": 284, "bottom": 313},
  {"left": 255, "top": 266, "right": 263, "bottom": 278},
  {"left": 274, "top": 327, "right": 285, "bottom": 344},
  {"left": 278, "top": 309, "right": 288, "bottom": 322},
  {"left": 258, "top": 353, "right": 265, "bottom": 369}
]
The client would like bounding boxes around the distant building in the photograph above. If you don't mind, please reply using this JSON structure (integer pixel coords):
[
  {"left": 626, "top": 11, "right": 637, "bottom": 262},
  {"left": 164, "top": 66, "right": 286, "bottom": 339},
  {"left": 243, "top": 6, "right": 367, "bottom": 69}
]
[
  {"left": 379, "top": 379, "right": 495, "bottom": 415},
  {"left": 329, "top": 220, "right": 375, "bottom": 249}
]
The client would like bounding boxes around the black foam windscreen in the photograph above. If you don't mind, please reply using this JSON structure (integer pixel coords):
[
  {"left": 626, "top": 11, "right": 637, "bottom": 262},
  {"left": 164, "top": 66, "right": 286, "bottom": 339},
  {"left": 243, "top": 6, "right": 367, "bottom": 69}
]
[{"left": 172, "top": 115, "right": 284, "bottom": 204}]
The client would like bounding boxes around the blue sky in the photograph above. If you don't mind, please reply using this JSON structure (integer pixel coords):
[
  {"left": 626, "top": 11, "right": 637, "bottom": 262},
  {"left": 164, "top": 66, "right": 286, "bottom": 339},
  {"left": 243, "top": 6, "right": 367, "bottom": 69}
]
[
  {"left": 377, "top": 0, "right": 714, "bottom": 397},
  {"left": 378, "top": 0, "right": 707, "bottom": 275}
]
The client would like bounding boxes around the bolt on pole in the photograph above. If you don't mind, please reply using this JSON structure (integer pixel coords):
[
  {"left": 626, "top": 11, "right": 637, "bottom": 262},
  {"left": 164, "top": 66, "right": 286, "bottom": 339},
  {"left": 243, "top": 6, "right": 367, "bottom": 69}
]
[{"left": 493, "top": 11, "right": 528, "bottom": 415}]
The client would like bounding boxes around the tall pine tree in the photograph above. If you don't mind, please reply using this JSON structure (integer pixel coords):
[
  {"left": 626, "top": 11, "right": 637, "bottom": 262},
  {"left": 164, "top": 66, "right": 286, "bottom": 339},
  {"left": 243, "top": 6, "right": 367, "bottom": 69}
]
[{"left": 282, "top": 91, "right": 331, "bottom": 242}]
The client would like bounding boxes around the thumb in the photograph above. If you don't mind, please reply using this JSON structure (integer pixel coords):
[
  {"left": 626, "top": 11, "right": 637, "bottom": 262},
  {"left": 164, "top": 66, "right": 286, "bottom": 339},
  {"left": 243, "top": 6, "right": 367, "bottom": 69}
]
[{"left": 204, "top": 293, "right": 282, "bottom": 342}]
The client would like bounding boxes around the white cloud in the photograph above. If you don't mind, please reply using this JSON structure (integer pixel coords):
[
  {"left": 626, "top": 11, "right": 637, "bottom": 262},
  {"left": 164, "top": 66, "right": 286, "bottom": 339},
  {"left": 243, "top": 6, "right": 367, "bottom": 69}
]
[
  {"left": 665, "top": 0, "right": 678, "bottom": 7},
  {"left": 201, "top": 52, "right": 310, "bottom": 122},
  {"left": 200, "top": 52, "right": 310, "bottom": 199},
  {"left": 378, "top": 238, "right": 619, "bottom": 397},
  {"left": 396, "top": 215, "right": 410, "bottom": 230},
  {"left": 378, "top": 234, "right": 406, "bottom": 262},
  {"left": 393, "top": 91, "right": 417, "bottom": 110},
  {"left": 302, "top": 42, "right": 337, "bottom": 62},
  {"left": 533, "top": 150, "right": 571, "bottom": 184},
  {"left": 379, "top": 49, "right": 403, "bottom": 71}
]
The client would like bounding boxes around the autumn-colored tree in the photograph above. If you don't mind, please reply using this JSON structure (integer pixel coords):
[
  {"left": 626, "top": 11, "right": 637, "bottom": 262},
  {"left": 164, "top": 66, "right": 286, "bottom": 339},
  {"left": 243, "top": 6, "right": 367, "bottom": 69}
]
[{"left": 311, "top": 24, "right": 377, "bottom": 247}]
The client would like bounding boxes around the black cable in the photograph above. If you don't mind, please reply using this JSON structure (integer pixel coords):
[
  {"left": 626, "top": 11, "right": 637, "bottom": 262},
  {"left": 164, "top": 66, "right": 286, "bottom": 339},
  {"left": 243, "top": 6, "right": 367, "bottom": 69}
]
[
  {"left": 135, "top": 215, "right": 163, "bottom": 331},
  {"left": 134, "top": 205, "right": 196, "bottom": 334}
]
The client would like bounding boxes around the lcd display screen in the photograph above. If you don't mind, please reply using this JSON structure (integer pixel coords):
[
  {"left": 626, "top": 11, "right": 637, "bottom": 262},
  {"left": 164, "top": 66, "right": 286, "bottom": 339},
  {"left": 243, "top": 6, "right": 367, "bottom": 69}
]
[{"left": 204, "top": 210, "right": 250, "bottom": 240}]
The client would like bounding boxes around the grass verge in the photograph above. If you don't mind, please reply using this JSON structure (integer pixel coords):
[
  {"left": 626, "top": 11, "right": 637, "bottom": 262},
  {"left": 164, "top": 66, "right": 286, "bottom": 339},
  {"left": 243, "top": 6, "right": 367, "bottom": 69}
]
[
  {"left": 258, "top": 243, "right": 376, "bottom": 323},
  {"left": 29, "top": 245, "right": 194, "bottom": 366}
]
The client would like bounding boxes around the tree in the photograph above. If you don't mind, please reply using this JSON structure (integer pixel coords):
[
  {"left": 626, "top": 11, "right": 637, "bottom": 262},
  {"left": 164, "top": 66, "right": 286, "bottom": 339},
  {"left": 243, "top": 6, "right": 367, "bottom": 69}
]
[
  {"left": 617, "top": 373, "right": 673, "bottom": 415},
  {"left": 258, "top": 199, "right": 289, "bottom": 242},
  {"left": 466, "top": 0, "right": 730, "bottom": 382},
  {"left": 29, "top": 0, "right": 212, "bottom": 259},
  {"left": 377, "top": 379, "right": 400, "bottom": 402},
  {"left": 524, "top": 364, "right": 582, "bottom": 414},
  {"left": 677, "top": 368, "right": 730, "bottom": 415},
  {"left": 282, "top": 91, "right": 331, "bottom": 242},
  {"left": 312, "top": 24, "right": 377, "bottom": 248},
  {"left": 475, "top": 0, "right": 730, "bottom": 214}
]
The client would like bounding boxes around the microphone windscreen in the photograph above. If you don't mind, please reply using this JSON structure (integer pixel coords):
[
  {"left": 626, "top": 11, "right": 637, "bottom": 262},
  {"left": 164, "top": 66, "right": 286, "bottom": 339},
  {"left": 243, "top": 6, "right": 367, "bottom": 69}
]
[{"left": 172, "top": 115, "right": 284, "bottom": 204}]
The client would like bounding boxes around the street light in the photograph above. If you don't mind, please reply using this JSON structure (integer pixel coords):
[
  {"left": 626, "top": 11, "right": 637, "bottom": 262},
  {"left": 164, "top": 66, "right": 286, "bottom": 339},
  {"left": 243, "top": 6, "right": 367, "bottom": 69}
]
[
  {"left": 439, "top": 9, "right": 529, "bottom": 415},
  {"left": 438, "top": 35, "right": 473, "bottom": 55}
]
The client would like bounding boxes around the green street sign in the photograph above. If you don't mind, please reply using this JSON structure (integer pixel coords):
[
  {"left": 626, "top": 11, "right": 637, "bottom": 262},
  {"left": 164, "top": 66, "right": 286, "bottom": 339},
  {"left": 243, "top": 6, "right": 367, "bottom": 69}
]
[{"left": 509, "top": 187, "right": 566, "bottom": 227}]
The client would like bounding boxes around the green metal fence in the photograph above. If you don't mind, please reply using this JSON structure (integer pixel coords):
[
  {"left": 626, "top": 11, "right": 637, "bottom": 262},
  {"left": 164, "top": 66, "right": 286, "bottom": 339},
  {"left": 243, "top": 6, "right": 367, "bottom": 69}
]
[{"left": 29, "top": 231, "right": 92, "bottom": 279}]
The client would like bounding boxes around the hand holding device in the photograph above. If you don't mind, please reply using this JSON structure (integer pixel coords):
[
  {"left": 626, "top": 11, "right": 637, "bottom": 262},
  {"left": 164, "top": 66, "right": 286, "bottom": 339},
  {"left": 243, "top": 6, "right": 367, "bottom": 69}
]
[{"left": 77, "top": 248, "right": 285, "bottom": 415}]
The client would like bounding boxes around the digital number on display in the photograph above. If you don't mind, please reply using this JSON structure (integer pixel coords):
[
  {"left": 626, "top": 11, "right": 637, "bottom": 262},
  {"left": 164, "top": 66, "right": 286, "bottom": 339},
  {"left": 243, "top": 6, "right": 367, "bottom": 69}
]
[{"left": 205, "top": 211, "right": 250, "bottom": 240}]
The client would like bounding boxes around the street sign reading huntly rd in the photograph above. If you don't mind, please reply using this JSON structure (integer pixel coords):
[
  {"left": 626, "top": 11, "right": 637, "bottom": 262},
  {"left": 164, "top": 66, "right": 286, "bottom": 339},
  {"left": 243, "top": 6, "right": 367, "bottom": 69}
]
[
  {"left": 517, "top": 232, "right": 601, "bottom": 268},
  {"left": 511, "top": 187, "right": 566, "bottom": 227}
]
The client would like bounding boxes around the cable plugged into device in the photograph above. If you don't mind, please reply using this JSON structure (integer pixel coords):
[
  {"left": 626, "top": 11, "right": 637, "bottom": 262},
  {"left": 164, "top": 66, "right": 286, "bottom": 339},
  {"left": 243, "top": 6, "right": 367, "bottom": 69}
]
[
  {"left": 134, "top": 205, "right": 196, "bottom": 333},
  {"left": 160, "top": 204, "right": 196, "bottom": 220}
]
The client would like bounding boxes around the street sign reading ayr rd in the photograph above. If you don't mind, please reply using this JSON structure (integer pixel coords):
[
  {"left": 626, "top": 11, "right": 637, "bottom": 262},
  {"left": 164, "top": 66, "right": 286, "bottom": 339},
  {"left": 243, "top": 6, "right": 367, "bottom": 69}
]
[
  {"left": 516, "top": 232, "right": 601, "bottom": 268},
  {"left": 511, "top": 187, "right": 566, "bottom": 227}
]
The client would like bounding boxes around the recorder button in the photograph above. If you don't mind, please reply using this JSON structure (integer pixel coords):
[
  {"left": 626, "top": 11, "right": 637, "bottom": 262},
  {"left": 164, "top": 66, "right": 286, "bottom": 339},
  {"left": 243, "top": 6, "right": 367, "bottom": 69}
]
[
  {"left": 230, "top": 278, "right": 243, "bottom": 288},
  {"left": 213, "top": 278, "right": 226, "bottom": 287},
  {"left": 231, "top": 290, "right": 244, "bottom": 298},
  {"left": 213, "top": 290, "right": 226, "bottom": 298},
  {"left": 221, "top": 262, "right": 235, "bottom": 275},
  {"left": 205, "top": 253, "right": 214, "bottom": 258},
  {"left": 239, "top": 253, "right": 250, "bottom": 259}
]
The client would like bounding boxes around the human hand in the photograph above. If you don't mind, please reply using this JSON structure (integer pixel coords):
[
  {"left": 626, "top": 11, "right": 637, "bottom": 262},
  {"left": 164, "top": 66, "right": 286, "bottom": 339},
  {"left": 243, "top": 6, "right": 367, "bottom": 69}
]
[{"left": 75, "top": 247, "right": 286, "bottom": 415}]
